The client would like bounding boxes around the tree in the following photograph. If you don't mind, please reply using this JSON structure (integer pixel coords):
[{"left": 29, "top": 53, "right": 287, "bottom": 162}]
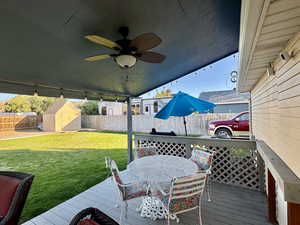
[
  {"left": 4, "top": 96, "right": 55, "bottom": 114},
  {"left": 154, "top": 88, "right": 173, "bottom": 98},
  {"left": 80, "top": 101, "right": 99, "bottom": 115},
  {"left": 0, "top": 101, "right": 6, "bottom": 112}
]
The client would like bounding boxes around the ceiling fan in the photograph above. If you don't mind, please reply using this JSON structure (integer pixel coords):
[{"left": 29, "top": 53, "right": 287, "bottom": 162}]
[{"left": 84, "top": 27, "right": 166, "bottom": 68}]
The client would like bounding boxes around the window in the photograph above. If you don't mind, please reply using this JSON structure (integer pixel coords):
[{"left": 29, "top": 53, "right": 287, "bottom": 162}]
[
  {"left": 136, "top": 104, "right": 140, "bottom": 115},
  {"left": 131, "top": 104, "right": 141, "bottom": 115},
  {"left": 153, "top": 101, "right": 158, "bottom": 113},
  {"left": 145, "top": 106, "right": 149, "bottom": 112},
  {"left": 101, "top": 106, "right": 107, "bottom": 115},
  {"left": 238, "top": 113, "right": 249, "bottom": 121}
]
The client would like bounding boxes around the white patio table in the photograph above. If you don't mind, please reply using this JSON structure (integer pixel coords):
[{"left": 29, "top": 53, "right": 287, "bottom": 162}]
[{"left": 127, "top": 155, "right": 198, "bottom": 220}]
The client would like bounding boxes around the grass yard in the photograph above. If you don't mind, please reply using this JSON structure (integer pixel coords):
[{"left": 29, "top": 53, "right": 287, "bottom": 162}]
[{"left": 0, "top": 131, "right": 128, "bottom": 223}]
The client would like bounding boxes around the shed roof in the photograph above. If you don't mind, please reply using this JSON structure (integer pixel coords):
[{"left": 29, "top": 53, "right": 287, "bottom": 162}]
[
  {"left": 0, "top": 0, "right": 241, "bottom": 101},
  {"left": 199, "top": 89, "right": 249, "bottom": 104},
  {"left": 45, "top": 99, "right": 79, "bottom": 114}
]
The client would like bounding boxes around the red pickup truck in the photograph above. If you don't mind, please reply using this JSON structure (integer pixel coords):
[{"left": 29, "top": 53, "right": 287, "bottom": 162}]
[{"left": 208, "top": 112, "right": 249, "bottom": 137}]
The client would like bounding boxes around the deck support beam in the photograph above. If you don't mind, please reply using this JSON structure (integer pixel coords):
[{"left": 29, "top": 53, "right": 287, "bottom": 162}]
[{"left": 127, "top": 97, "right": 133, "bottom": 163}]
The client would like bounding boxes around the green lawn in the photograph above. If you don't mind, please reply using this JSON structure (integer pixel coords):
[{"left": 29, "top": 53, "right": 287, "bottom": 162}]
[{"left": 0, "top": 131, "right": 128, "bottom": 223}]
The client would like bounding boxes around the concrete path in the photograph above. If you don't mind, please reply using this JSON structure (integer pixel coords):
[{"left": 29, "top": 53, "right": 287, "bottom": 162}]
[{"left": 0, "top": 129, "right": 54, "bottom": 140}]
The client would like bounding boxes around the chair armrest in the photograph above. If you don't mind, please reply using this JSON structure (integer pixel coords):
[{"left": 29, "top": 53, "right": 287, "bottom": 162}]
[{"left": 158, "top": 188, "right": 168, "bottom": 196}]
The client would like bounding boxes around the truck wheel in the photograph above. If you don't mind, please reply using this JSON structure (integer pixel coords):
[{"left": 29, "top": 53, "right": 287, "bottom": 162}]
[{"left": 215, "top": 128, "right": 232, "bottom": 138}]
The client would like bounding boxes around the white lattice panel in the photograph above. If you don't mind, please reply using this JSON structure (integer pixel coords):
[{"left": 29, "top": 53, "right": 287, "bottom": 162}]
[
  {"left": 136, "top": 135, "right": 265, "bottom": 191},
  {"left": 139, "top": 140, "right": 186, "bottom": 158}
]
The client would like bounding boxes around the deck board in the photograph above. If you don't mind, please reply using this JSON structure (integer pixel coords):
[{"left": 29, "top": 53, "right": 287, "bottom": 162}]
[{"left": 23, "top": 170, "right": 272, "bottom": 225}]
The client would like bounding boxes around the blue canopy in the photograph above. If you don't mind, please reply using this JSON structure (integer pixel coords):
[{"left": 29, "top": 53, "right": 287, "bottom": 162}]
[{"left": 155, "top": 91, "right": 216, "bottom": 120}]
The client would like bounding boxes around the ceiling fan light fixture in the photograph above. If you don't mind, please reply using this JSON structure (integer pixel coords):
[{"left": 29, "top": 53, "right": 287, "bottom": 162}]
[{"left": 115, "top": 55, "right": 136, "bottom": 68}]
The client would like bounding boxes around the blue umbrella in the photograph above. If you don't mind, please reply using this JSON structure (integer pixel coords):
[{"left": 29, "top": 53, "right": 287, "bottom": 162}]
[{"left": 155, "top": 91, "right": 215, "bottom": 135}]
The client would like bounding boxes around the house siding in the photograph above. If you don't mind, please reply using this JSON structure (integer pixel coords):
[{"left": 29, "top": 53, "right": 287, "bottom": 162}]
[{"left": 251, "top": 33, "right": 300, "bottom": 178}]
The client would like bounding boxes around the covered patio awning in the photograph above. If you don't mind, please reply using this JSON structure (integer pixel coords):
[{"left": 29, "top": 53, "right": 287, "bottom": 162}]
[{"left": 0, "top": 0, "right": 240, "bottom": 101}]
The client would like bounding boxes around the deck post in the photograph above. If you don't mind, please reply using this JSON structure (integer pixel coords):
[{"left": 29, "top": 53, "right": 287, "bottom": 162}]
[
  {"left": 127, "top": 97, "right": 133, "bottom": 163},
  {"left": 249, "top": 92, "right": 255, "bottom": 140}
]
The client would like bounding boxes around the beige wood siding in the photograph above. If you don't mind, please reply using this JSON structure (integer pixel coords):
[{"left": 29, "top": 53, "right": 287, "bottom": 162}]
[
  {"left": 239, "top": 0, "right": 300, "bottom": 92},
  {"left": 252, "top": 33, "right": 300, "bottom": 178},
  {"left": 42, "top": 114, "right": 56, "bottom": 132}
]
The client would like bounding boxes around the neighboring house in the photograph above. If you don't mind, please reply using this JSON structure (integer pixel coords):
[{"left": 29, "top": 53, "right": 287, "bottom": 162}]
[
  {"left": 132, "top": 96, "right": 172, "bottom": 116},
  {"left": 98, "top": 101, "right": 126, "bottom": 116},
  {"left": 199, "top": 89, "right": 249, "bottom": 113},
  {"left": 43, "top": 99, "right": 81, "bottom": 132},
  {"left": 239, "top": 1, "right": 300, "bottom": 224},
  {"left": 98, "top": 97, "right": 172, "bottom": 116},
  {"left": 131, "top": 98, "right": 142, "bottom": 115}
]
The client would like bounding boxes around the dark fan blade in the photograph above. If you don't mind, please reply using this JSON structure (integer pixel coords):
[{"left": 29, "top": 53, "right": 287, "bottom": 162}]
[
  {"left": 137, "top": 51, "right": 166, "bottom": 63},
  {"left": 130, "top": 33, "right": 162, "bottom": 51}
]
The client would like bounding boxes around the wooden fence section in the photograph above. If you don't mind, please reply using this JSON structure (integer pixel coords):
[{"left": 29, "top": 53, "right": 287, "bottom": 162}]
[
  {"left": 82, "top": 113, "right": 235, "bottom": 135},
  {"left": 135, "top": 134, "right": 265, "bottom": 191},
  {"left": 0, "top": 115, "right": 39, "bottom": 131}
]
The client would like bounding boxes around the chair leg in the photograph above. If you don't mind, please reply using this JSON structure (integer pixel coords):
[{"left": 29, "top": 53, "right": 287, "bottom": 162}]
[
  {"left": 136, "top": 197, "right": 144, "bottom": 212},
  {"left": 198, "top": 204, "right": 203, "bottom": 225},
  {"left": 115, "top": 196, "right": 120, "bottom": 208},
  {"left": 125, "top": 201, "right": 128, "bottom": 219},
  {"left": 119, "top": 205, "right": 124, "bottom": 225},
  {"left": 167, "top": 215, "right": 171, "bottom": 225},
  {"left": 119, "top": 201, "right": 128, "bottom": 225},
  {"left": 207, "top": 175, "right": 211, "bottom": 202}
]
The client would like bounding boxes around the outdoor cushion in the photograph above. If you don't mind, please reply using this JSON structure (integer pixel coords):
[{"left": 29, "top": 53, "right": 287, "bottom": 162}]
[
  {"left": 78, "top": 219, "right": 100, "bottom": 225},
  {"left": 124, "top": 184, "right": 148, "bottom": 200},
  {"left": 190, "top": 149, "right": 213, "bottom": 171},
  {"left": 156, "top": 184, "right": 201, "bottom": 213},
  {"left": 135, "top": 147, "right": 157, "bottom": 158},
  {"left": 0, "top": 175, "right": 21, "bottom": 217}
]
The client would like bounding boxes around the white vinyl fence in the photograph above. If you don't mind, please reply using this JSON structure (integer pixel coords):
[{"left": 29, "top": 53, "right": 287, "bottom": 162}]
[{"left": 82, "top": 113, "right": 235, "bottom": 135}]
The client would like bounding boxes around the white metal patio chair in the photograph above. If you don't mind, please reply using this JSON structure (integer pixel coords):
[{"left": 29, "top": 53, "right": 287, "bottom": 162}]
[
  {"left": 156, "top": 172, "right": 207, "bottom": 225},
  {"left": 190, "top": 148, "right": 215, "bottom": 201},
  {"left": 110, "top": 160, "right": 149, "bottom": 224},
  {"left": 104, "top": 156, "right": 112, "bottom": 178},
  {"left": 134, "top": 146, "right": 157, "bottom": 159}
]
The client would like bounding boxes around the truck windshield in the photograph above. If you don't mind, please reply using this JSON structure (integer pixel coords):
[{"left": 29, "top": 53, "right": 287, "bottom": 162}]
[{"left": 234, "top": 113, "right": 249, "bottom": 121}]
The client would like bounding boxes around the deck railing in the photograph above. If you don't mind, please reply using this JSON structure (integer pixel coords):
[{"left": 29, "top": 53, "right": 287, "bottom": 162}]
[{"left": 134, "top": 134, "right": 265, "bottom": 192}]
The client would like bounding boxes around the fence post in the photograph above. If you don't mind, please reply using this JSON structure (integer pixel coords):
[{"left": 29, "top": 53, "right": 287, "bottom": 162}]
[
  {"left": 257, "top": 152, "right": 265, "bottom": 192},
  {"left": 185, "top": 142, "right": 192, "bottom": 158}
]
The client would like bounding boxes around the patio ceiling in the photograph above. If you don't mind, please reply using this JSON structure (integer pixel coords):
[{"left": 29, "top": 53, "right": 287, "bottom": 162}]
[{"left": 0, "top": 0, "right": 240, "bottom": 101}]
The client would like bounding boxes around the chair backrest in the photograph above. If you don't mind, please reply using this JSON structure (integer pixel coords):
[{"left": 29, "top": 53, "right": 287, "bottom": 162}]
[
  {"left": 110, "top": 160, "right": 123, "bottom": 185},
  {"left": 190, "top": 149, "right": 214, "bottom": 171},
  {"left": 135, "top": 147, "right": 157, "bottom": 159},
  {"left": 104, "top": 156, "right": 111, "bottom": 169},
  {"left": 168, "top": 172, "right": 207, "bottom": 214},
  {"left": 110, "top": 160, "right": 128, "bottom": 200},
  {"left": 0, "top": 171, "right": 34, "bottom": 225}
]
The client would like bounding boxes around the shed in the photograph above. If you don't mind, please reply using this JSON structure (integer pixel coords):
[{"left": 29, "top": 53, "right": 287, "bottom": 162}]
[{"left": 43, "top": 100, "right": 81, "bottom": 132}]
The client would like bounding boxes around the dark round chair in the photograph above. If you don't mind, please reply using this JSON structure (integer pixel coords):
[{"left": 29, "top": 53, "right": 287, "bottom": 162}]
[{"left": 69, "top": 208, "right": 119, "bottom": 225}]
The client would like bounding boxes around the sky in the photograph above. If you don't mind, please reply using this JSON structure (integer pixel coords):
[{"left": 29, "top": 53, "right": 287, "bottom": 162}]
[
  {"left": 142, "top": 53, "right": 239, "bottom": 98},
  {"left": 0, "top": 53, "right": 238, "bottom": 101}
]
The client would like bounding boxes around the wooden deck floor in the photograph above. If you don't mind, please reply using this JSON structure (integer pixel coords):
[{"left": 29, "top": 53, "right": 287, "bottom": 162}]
[{"left": 23, "top": 171, "right": 272, "bottom": 225}]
